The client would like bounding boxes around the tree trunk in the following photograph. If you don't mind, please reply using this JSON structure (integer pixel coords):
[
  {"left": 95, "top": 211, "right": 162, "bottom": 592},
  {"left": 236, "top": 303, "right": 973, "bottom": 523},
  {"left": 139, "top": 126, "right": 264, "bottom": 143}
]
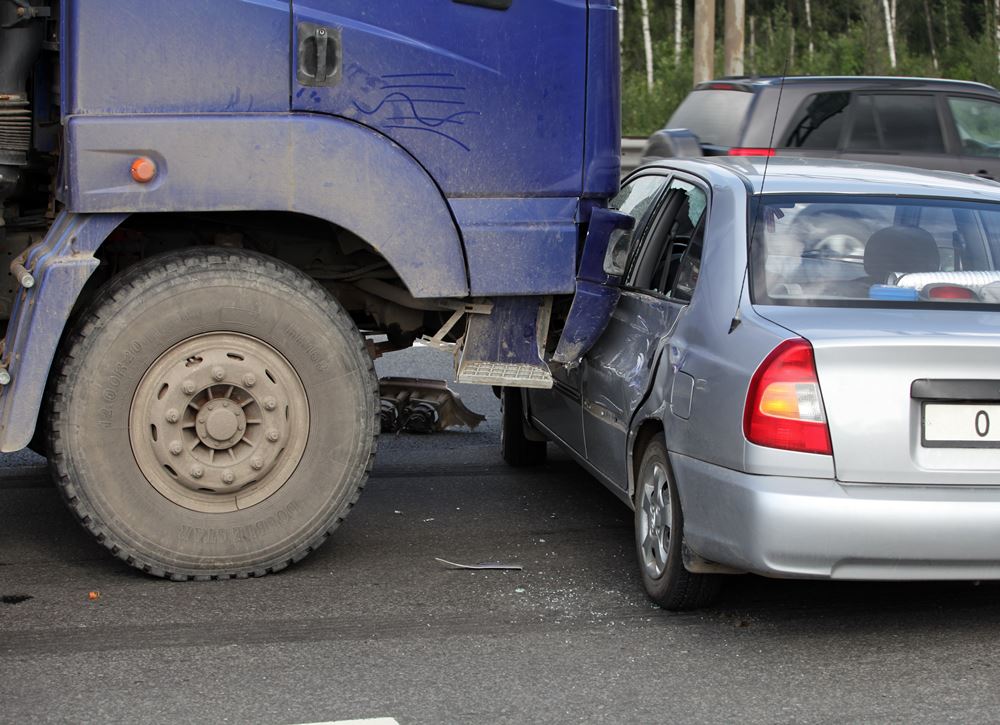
[
  {"left": 996, "top": 0, "right": 1000, "bottom": 75},
  {"left": 639, "top": 0, "right": 654, "bottom": 91},
  {"left": 724, "top": 0, "right": 745, "bottom": 76},
  {"left": 619, "top": 0, "right": 624, "bottom": 58},
  {"left": 693, "top": 0, "right": 716, "bottom": 86},
  {"left": 805, "top": 0, "right": 814, "bottom": 59},
  {"left": 882, "top": 0, "right": 897, "bottom": 69},
  {"left": 944, "top": 0, "right": 951, "bottom": 49},
  {"left": 749, "top": 14, "right": 756, "bottom": 73},
  {"left": 674, "top": 0, "right": 683, "bottom": 66},
  {"left": 924, "top": 0, "right": 939, "bottom": 71}
]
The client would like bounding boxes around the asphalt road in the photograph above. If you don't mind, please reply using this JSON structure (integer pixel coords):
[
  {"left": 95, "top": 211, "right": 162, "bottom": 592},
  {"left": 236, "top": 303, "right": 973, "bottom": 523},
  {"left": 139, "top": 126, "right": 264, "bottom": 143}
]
[{"left": 4, "top": 347, "right": 1000, "bottom": 724}]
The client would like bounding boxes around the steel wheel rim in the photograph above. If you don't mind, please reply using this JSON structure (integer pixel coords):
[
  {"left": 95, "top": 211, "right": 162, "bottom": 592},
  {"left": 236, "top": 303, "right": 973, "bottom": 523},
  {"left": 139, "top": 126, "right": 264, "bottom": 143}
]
[
  {"left": 638, "top": 461, "right": 671, "bottom": 579},
  {"left": 129, "top": 332, "right": 310, "bottom": 513}
]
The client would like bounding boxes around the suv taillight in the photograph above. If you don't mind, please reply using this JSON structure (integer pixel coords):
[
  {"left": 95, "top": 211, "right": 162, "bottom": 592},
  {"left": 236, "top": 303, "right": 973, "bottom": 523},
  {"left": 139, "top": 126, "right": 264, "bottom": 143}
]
[
  {"left": 743, "top": 339, "right": 832, "bottom": 455},
  {"left": 728, "top": 147, "right": 776, "bottom": 157}
]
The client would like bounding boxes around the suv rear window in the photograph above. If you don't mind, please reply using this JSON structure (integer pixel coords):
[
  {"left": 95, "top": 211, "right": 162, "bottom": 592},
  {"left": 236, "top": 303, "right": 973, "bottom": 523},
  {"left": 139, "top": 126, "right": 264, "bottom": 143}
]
[
  {"left": 751, "top": 195, "right": 1000, "bottom": 307},
  {"left": 667, "top": 89, "right": 754, "bottom": 147}
]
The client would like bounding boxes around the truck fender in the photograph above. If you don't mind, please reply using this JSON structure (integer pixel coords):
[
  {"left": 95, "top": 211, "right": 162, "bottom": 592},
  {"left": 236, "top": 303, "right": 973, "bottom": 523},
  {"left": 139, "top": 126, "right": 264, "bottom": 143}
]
[
  {"left": 63, "top": 113, "right": 469, "bottom": 298},
  {"left": 0, "top": 212, "right": 128, "bottom": 451}
]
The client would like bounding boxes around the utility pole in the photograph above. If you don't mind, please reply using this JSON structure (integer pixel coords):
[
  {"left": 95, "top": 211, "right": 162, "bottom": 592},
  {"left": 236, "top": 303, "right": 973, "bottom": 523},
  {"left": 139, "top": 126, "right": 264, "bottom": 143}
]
[
  {"left": 724, "top": 0, "right": 745, "bottom": 76},
  {"left": 693, "top": 0, "right": 716, "bottom": 85}
]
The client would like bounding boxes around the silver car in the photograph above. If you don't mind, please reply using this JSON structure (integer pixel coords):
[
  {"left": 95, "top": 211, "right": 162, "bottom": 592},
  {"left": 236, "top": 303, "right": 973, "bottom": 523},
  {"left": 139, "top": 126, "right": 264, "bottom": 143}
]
[{"left": 501, "top": 157, "right": 1000, "bottom": 610}]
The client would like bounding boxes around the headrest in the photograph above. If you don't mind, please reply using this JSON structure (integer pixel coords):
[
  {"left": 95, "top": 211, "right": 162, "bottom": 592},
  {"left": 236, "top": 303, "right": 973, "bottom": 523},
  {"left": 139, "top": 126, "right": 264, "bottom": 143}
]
[{"left": 864, "top": 225, "right": 940, "bottom": 281}]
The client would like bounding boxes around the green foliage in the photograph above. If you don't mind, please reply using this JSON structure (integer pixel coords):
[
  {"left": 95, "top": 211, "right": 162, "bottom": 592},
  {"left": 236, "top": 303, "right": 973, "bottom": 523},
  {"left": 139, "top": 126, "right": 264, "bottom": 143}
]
[{"left": 621, "top": 0, "right": 1000, "bottom": 136}]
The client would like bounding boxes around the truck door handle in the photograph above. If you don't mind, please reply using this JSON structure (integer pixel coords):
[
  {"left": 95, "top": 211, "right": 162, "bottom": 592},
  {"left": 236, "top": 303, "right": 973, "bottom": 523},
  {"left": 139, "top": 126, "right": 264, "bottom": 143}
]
[
  {"left": 297, "top": 23, "right": 342, "bottom": 87},
  {"left": 453, "top": 0, "right": 513, "bottom": 9}
]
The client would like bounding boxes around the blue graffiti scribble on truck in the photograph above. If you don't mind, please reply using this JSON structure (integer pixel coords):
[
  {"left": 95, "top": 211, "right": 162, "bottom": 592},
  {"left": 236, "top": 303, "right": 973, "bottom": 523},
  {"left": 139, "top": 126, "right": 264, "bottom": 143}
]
[{"left": 0, "top": 0, "right": 621, "bottom": 579}]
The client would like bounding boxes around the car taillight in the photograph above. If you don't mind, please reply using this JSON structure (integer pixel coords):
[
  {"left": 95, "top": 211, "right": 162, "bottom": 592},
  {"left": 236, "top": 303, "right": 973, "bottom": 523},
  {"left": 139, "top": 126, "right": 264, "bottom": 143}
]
[
  {"left": 728, "top": 147, "right": 776, "bottom": 157},
  {"left": 743, "top": 339, "right": 832, "bottom": 455}
]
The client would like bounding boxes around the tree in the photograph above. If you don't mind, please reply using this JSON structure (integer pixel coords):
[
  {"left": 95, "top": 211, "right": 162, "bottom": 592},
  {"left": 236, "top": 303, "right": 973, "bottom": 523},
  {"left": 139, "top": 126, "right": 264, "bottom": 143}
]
[
  {"left": 882, "top": 0, "right": 898, "bottom": 68},
  {"left": 639, "top": 0, "right": 654, "bottom": 91}
]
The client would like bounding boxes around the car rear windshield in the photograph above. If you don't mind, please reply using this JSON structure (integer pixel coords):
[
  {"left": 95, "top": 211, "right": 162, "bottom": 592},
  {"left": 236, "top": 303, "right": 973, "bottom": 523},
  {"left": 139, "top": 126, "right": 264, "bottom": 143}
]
[
  {"left": 750, "top": 195, "right": 1000, "bottom": 307},
  {"left": 667, "top": 89, "right": 754, "bottom": 147}
]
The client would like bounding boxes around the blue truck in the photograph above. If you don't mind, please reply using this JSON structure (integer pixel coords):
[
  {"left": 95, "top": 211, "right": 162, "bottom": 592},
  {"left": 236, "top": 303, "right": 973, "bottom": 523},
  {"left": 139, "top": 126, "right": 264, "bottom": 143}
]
[{"left": 0, "top": 0, "right": 622, "bottom": 578}]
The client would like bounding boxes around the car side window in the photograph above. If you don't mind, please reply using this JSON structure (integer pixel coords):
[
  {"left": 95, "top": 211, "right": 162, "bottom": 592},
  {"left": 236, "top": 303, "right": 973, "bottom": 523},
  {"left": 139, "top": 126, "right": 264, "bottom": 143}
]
[
  {"left": 630, "top": 179, "right": 708, "bottom": 298},
  {"left": 948, "top": 96, "right": 1000, "bottom": 157},
  {"left": 847, "top": 94, "right": 945, "bottom": 153},
  {"left": 783, "top": 92, "right": 850, "bottom": 150},
  {"left": 604, "top": 175, "right": 671, "bottom": 272}
]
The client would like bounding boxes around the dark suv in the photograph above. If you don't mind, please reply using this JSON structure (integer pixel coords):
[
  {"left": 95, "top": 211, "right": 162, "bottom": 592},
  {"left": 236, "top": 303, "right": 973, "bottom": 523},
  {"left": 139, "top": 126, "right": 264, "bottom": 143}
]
[{"left": 645, "top": 76, "right": 1000, "bottom": 180}]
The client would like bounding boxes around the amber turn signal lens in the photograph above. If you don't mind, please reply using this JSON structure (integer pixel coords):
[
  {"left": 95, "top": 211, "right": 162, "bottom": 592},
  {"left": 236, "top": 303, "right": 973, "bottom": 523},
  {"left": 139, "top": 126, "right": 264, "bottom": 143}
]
[{"left": 130, "top": 157, "right": 157, "bottom": 183}]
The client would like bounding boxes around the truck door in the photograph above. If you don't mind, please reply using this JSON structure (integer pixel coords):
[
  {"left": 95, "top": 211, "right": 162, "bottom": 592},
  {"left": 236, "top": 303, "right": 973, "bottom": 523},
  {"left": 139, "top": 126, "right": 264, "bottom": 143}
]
[{"left": 291, "top": 0, "right": 588, "bottom": 199}]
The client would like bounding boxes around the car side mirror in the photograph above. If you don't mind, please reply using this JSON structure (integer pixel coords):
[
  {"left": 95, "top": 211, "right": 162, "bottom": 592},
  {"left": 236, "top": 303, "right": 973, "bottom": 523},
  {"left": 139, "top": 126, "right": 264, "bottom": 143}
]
[{"left": 579, "top": 208, "right": 636, "bottom": 285}]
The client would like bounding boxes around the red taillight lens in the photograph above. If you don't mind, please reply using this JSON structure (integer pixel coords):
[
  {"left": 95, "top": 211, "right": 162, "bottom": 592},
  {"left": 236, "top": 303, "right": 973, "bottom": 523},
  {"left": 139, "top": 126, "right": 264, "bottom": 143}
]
[
  {"left": 743, "top": 339, "right": 833, "bottom": 455},
  {"left": 728, "top": 147, "right": 776, "bottom": 157},
  {"left": 926, "top": 284, "right": 978, "bottom": 301}
]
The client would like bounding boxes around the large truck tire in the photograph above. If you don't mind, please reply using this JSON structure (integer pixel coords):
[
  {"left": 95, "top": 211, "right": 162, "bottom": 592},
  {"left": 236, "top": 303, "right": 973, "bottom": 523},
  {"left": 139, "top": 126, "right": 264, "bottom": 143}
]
[{"left": 46, "top": 248, "right": 378, "bottom": 580}]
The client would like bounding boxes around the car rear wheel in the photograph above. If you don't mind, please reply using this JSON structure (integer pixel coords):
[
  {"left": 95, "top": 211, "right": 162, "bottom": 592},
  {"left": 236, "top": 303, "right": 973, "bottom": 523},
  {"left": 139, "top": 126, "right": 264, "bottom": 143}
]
[
  {"left": 47, "top": 248, "right": 378, "bottom": 579},
  {"left": 634, "top": 437, "right": 721, "bottom": 610},
  {"left": 500, "top": 387, "right": 546, "bottom": 466}
]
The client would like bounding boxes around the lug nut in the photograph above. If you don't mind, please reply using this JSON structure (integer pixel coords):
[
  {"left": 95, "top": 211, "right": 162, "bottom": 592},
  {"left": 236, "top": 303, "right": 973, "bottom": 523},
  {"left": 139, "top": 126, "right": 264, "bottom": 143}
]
[
  {"left": 222, "top": 401, "right": 229, "bottom": 408},
  {"left": 190, "top": 465, "right": 204, "bottom": 479},
  {"left": 182, "top": 380, "right": 196, "bottom": 394},
  {"left": 165, "top": 408, "right": 180, "bottom": 423},
  {"left": 250, "top": 457, "right": 264, "bottom": 471},
  {"left": 263, "top": 396, "right": 277, "bottom": 411},
  {"left": 212, "top": 366, "right": 226, "bottom": 381},
  {"left": 266, "top": 429, "right": 280, "bottom": 442},
  {"left": 197, "top": 417, "right": 206, "bottom": 424},
  {"left": 169, "top": 440, "right": 183, "bottom": 456},
  {"left": 0, "top": 369, "right": 10, "bottom": 386},
  {"left": 221, "top": 469, "right": 235, "bottom": 484},
  {"left": 242, "top": 373, "right": 256, "bottom": 387}
]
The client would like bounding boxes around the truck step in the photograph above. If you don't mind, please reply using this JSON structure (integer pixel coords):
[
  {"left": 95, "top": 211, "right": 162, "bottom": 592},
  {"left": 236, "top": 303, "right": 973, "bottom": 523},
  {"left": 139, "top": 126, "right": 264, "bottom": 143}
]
[
  {"left": 457, "top": 360, "right": 552, "bottom": 388},
  {"left": 457, "top": 296, "right": 553, "bottom": 389}
]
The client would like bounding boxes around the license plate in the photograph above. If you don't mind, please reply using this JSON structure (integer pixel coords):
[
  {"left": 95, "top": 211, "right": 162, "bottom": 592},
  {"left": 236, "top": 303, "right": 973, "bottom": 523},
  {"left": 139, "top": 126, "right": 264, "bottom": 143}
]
[{"left": 922, "top": 403, "right": 1000, "bottom": 448}]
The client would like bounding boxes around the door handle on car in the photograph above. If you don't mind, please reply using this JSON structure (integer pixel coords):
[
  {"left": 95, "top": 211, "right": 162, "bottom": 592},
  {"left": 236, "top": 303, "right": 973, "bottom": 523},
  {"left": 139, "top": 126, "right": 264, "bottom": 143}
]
[{"left": 297, "top": 23, "right": 342, "bottom": 87}]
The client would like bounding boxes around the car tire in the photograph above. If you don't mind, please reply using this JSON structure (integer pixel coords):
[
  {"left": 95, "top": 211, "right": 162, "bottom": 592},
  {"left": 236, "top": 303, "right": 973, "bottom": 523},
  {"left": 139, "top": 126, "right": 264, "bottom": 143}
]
[
  {"left": 46, "top": 248, "right": 378, "bottom": 580},
  {"left": 634, "top": 437, "right": 721, "bottom": 610},
  {"left": 500, "top": 387, "right": 546, "bottom": 466}
]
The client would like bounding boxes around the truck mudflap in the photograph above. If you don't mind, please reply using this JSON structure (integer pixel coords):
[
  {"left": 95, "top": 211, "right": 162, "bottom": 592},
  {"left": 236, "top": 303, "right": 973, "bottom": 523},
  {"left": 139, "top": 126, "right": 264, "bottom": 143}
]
[{"left": 0, "top": 211, "right": 127, "bottom": 452}]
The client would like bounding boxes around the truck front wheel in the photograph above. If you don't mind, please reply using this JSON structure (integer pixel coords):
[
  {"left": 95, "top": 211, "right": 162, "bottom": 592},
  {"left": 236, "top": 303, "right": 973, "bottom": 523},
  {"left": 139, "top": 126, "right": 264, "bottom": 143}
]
[{"left": 47, "top": 248, "right": 378, "bottom": 579}]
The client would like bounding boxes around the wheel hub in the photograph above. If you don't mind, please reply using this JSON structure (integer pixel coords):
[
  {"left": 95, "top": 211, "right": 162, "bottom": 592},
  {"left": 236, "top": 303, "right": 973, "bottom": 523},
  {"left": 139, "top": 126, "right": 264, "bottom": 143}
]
[
  {"left": 638, "top": 462, "right": 671, "bottom": 579},
  {"left": 129, "top": 332, "right": 309, "bottom": 513}
]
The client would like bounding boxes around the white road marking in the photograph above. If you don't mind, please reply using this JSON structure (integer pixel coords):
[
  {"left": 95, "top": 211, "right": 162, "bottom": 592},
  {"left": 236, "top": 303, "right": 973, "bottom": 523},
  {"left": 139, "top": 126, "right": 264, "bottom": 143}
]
[{"left": 291, "top": 719, "right": 400, "bottom": 725}]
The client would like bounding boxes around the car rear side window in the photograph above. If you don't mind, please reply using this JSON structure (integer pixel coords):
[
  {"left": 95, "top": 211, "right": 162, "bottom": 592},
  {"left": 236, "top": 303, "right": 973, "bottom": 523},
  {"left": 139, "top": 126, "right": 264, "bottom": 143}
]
[
  {"left": 666, "top": 89, "right": 754, "bottom": 147},
  {"left": 847, "top": 94, "right": 945, "bottom": 153},
  {"left": 783, "top": 92, "right": 849, "bottom": 150},
  {"left": 948, "top": 96, "right": 1000, "bottom": 157},
  {"left": 751, "top": 195, "right": 1000, "bottom": 307}
]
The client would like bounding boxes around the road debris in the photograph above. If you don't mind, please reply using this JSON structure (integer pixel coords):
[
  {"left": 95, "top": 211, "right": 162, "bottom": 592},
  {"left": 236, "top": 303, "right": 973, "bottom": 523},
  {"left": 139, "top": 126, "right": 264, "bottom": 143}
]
[
  {"left": 434, "top": 557, "right": 523, "bottom": 571},
  {"left": 379, "top": 377, "right": 485, "bottom": 434}
]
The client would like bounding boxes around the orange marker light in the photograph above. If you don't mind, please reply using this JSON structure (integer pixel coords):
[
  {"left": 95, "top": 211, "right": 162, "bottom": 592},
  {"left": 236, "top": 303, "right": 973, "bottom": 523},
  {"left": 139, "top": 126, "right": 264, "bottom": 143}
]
[{"left": 130, "top": 157, "right": 157, "bottom": 183}]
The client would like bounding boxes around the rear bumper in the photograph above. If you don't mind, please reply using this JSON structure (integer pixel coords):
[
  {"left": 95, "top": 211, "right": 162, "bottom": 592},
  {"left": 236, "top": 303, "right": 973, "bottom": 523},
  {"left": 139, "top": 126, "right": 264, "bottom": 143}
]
[{"left": 671, "top": 452, "right": 1000, "bottom": 580}]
